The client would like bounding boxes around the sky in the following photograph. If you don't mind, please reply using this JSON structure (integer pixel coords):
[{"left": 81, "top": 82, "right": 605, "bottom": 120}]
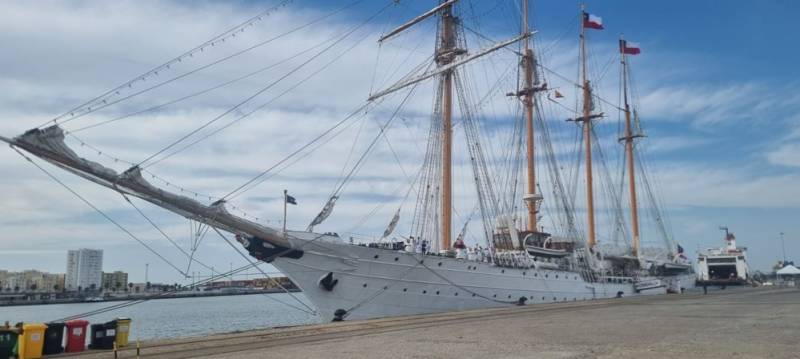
[{"left": 1, "top": 0, "right": 798, "bottom": 284}]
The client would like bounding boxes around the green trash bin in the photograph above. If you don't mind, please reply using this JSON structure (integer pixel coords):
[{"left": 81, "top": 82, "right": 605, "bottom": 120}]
[{"left": 0, "top": 327, "right": 20, "bottom": 359}]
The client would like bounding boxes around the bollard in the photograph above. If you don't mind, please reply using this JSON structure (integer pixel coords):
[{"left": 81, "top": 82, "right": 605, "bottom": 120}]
[{"left": 113, "top": 341, "right": 118, "bottom": 358}]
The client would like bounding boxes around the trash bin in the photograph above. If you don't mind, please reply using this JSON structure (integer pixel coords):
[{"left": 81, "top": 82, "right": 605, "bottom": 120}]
[
  {"left": 111, "top": 318, "right": 131, "bottom": 347},
  {"left": 42, "top": 322, "right": 65, "bottom": 355},
  {"left": 18, "top": 323, "right": 47, "bottom": 359},
  {"left": 89, "top": 323, "right": 115, "bottom": 350},
  {"left": 64, "top": 319, "right": 89, "bottom": 353},
  {"left": 0, "top": 327, "right": 20, "bottom": 359}
]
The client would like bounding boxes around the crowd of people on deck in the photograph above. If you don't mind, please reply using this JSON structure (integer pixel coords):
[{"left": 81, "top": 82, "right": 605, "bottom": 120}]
[{"left": 402, "top": 236, "right": 491, "bottom": 262}]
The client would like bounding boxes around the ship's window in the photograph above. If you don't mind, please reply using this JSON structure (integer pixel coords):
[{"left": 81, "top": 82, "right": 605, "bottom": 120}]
[
  {"left": 508, "top": 295, "right": 512, "bottom": 299},
  {"left": 374, "top": 255, "right": 379, "bottom": 259},
  {"left": 403, "top": 288, "right": 407, "bottom": 292},
  {"left": 454, "top": 292, "right": 458, "bottom": 296},
  {"left": 493, "top": 294, "right": 497, "bottom": 298},
  {"left": 472, "top": 293, "right": 476, "bottom": 297},
  {"left": 534, "top": 273, "right": 538, "bottom": 277},
  {"left": 553, "top": 297, "right": 557, "bottom": 301},
  {"left": 523, "top": 272, "right": 526, "bottom": 276},
  {"left": 542, "top": 296, "right": 546, "bottom": 300},
  {"left": 423, "top": 290, "right": 427, "bottom": 294},
  {"left": 545, "top": 274, "right": 548, "bottom": 278},
  {"left": 438, "top": 262, "right": 442, "bottom": 266},
  {"left": 383, "top": 286, "right": 388, "bottom": 290},
  {"left": 436, "top": 291, "right": 440, "bottom": 295},
  {"left": 501, "top": 269, "right": 505, "bottom": 273},
  {"left": 394, "top": 257, "right": 399, "bottom": 261},
  {"left": 555, "top": 275, "right": 559, "bottom": 279},
  {"left": 363, "top": 283, "right": 367, "bottom": 288}
]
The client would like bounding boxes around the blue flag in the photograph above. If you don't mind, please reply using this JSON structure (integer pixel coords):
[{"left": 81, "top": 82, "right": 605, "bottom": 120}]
[{"left": 286, "top": 194, "right": 297, "bottom": 205}]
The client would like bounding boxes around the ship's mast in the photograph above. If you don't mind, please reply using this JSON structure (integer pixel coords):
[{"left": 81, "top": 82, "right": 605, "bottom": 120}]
[
  {"left": 522, "top": 0, "right": 540, "bottom": 232},
  {"left": 620, "top": 34, "right": 640, "bottom": 257},
  {"left": 439, "top": 4, "right": 456, "bottom": 252},
  {"left": 580, "top": 4, "right": 597, "bottom": 250}
]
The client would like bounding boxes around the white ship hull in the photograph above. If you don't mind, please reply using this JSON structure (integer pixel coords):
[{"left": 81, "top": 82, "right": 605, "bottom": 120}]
[{"left": 270, "top": 233, "right": 674, "bottom": 322}]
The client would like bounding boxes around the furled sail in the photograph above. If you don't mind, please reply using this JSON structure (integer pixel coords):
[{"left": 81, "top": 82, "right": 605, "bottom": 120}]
[
  {"left": 307, "top": 195, "right": 338, "bottom": 231},
  {"left": 10, "top": 125, "right": 292, "bottom": 249},
  {"left": 381, "top": 208, "right": 401, "bottom": 239}
]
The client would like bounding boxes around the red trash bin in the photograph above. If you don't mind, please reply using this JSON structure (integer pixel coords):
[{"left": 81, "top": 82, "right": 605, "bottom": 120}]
[{"left": 64, "top": 319, "right": 89, "bottom": 353}]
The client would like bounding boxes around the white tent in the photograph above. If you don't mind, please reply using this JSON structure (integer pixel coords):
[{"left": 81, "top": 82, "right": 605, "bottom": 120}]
[{"left": 777, "top": 265, "right": 800, "bottom": 275}]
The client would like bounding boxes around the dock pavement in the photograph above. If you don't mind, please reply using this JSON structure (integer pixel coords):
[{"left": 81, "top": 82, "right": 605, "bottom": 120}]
[{"left": 61, "top": 287, "right": 800, "bottom": 358}]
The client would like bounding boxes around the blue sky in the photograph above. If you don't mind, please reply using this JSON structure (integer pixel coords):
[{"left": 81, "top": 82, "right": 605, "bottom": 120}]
[{"left": 0, "top": 0, "right": 798, "bottom": 284}]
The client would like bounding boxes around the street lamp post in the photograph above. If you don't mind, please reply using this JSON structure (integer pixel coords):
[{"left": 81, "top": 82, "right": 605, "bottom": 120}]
[{"left": 780, "top": 232, "right": 787, "bottom": 264}]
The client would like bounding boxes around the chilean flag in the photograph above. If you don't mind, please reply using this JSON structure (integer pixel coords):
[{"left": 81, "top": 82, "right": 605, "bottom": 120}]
[
  {"left": 583, "top": 12, "right": 603, "bottom": 30},
  {"left": 619, "top": 40, "right": 641, "bottom": 55}
]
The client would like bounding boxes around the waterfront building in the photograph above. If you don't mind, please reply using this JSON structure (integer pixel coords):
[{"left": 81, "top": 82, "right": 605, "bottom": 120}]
[
  {"left": 101, "top": 271, "right": 129, "bottom": 291},
  {"left": 65, "top": 249, "right": 103, "bottom": 291}
]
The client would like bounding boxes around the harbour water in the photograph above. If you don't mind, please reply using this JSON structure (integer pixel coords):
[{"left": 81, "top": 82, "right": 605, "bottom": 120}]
[{"left": 0, "top": 293, "right": 320, "bottom": 340}]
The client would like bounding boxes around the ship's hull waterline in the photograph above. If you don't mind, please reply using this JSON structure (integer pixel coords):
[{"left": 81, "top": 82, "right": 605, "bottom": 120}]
[{"left": 266, "top": 233, "right": 693, "bottom": 322}]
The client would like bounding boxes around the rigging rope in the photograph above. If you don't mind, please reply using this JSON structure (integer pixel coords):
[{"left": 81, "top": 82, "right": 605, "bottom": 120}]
[
  {"left": 135, "top": 2, "right": 393, "bottom": 169},
  {"left": 13, "top": 148, "right": 188, "bottom": 277},
  {"left": 39, "top": 0, "right": 295, "bottom": 128}
]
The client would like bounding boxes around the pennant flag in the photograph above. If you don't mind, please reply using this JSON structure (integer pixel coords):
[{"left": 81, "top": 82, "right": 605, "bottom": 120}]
[
  {"left": 285, "top": 194, "right": 297, "bottom": 205},
  {"left": 583, "top": 12, "right": 603, "bottom": 30},
  {"left": 619, "top": 40, "right": 641, "bottom": 55}
]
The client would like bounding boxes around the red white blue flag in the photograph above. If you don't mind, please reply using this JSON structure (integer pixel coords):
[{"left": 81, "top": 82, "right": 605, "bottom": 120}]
[
  {"left": 620, "top": 40, "right": 641, "bottom": 55},
  {"left": 583, "top": 12, "right": 603, "bottom": 30}
]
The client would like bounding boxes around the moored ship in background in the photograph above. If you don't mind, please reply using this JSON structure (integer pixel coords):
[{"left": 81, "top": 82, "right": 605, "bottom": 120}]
[{"left": 697, "top": 227, "right": 748, "bottom": 286}]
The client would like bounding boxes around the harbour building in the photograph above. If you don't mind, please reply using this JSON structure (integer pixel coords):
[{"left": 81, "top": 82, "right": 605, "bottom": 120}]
[
  {"left": 66, "top": 248, "right": 103, "bottom": 291},
  {"left": 101, "top": 271, "right": 129, "bottom": 291}
]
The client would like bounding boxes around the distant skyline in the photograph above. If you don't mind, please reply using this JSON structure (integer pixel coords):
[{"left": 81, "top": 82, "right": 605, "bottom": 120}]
[{"left": 1, "top": 0, "right": 798, "bottom": 283}]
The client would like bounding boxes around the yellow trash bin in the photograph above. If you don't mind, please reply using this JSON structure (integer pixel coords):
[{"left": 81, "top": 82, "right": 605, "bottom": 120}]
[
  {"left": 18, "top": 323, "right": 47, "bottom": 359},
  {"left": 113, "top": 318, "right": 132, "bottom": 347}
]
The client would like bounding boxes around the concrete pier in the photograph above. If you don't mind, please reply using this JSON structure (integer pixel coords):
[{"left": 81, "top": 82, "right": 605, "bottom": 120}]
[{"left": 65, "top": 288, "right": 800, "bottom": 358}]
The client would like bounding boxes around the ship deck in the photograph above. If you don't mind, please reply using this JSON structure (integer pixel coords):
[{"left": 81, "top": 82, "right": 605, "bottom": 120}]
[{"left": 60, "top": 287, "right": 800, "bottom": 358}]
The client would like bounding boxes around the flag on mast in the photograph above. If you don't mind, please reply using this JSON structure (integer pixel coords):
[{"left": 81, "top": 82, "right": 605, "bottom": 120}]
[
  {"left": 620, "top": 40, "right": 641, "bottom": 55},
  {"left": 582, "top": 12, "right": 604, "bottom": 30},
  {"left": 285, "top": 193, "right": 297, "bottom": 205}
]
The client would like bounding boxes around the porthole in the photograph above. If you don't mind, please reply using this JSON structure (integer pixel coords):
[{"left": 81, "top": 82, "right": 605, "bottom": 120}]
[
  {"left": 423, "top": 290, "right": 427, "bottom": 294},
  {"left": 472, "top": 293, "right": 476, "bottom": 297},
  {"left": 403, "top": 288, "right": 407, "bottom": 292},
  {"left": 493, "top": 294, "right": 497, "bottom": 298},
  {"left": 394, "top": 257, "right": 399, "bottom": 261},
  {"left": 545, "top": 274, "right": 549, "bottom": 278},
  {"left": 438, "top": 262, "right": 442, "bottom": 267},
  {"left": 501, "top": 269, "right": 505, "bottom": 273},
  {"left": 555, "top": 275, "right": 559, "bottom": 279},
  {"left": 384, "top": 286, "right": 388, "bottom": 290},
  {"left": 534, "top": 273, "right": 538, "bottom": 277},
  {"left": 542, "top": 296, "right": 546, "bottom": 300},
  {"left": 553, "top": 297, "right": 557, "bottom": 301},
  {"left": 436, "top": 291, "right": 440, "bottom": 295},
  {"left": 507, "top": 295, "right": 512, "bottom": 299},
  {"left": 374, "top": 255, "right": 379, "bottom": 259},
  {"left": 454, "top": 292, "right": 458, "bottom": 296},
  {"left": 363, "top": 283, "right": 368, "bottom": 288}
]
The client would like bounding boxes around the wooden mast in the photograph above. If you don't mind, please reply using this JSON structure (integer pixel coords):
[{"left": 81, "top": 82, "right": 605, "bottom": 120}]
[
  {"left": 620, "top": 34, "right": 640, "bottom": 257},
  {"left": 522, "top": 0, "right": 539, "bottom": 233},
  {"left": 439, "top": 4, "right": 456, "bottom": 252},
  {"left": 580, "top": 4, "right": 597, "bottom": 251}
]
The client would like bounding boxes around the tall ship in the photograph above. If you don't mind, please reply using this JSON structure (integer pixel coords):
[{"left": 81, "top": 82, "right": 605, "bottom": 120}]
[
  {"left": 697, "top": 227, "right": 749, "bottom": 285},
  {"left": 2, "top": 1, "right": 694, "bottom": 321}
]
